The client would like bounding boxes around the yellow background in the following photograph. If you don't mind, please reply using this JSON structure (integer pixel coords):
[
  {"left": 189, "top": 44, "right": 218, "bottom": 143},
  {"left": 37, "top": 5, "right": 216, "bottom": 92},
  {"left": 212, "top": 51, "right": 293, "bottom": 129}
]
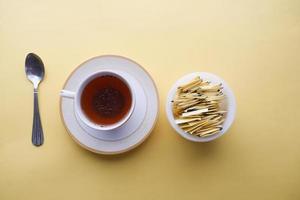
[{"left": 1, "top": 0, "right": 300, "bottom": 199}]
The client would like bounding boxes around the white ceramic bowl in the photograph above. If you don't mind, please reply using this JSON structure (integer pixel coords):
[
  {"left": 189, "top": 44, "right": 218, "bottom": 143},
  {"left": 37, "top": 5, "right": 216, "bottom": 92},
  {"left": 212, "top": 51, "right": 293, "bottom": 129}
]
[{"left": 166, "top": 72, "right": 236, "bottom": 142}]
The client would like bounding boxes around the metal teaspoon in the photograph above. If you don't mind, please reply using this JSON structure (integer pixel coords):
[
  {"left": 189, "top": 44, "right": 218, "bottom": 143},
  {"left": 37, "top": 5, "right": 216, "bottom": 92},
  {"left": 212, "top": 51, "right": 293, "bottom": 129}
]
[{"left": 25, "top": 53, "right": 45, "bottom": 146}]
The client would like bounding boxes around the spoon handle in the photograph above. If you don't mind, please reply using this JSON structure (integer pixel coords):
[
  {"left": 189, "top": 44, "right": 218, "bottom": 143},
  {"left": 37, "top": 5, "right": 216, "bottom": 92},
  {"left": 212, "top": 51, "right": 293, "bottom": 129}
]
[{"left": 32, "top": 88, "right": 44, "bottom": 146}]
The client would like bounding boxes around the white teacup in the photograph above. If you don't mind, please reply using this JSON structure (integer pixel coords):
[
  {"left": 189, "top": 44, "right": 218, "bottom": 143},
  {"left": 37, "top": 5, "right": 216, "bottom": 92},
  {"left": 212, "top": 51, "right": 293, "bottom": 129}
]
[{"left": 60, "top": 70, "right": 135, "bottom": 132}]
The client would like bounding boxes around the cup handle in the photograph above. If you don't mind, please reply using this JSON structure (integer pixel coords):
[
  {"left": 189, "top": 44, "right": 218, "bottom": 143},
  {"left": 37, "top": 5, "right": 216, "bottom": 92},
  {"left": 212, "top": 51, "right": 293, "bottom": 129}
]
[{"left": 60, "top": 90, "right": 76, "bottom": 99}]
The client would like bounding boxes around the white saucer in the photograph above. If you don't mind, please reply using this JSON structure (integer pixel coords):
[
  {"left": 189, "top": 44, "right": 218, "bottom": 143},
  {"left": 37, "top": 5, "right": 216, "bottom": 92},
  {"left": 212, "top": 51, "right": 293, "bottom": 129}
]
[
  {"left": 60, "top": 55, "right": 159, "bottom": 154},
  {"left": 166, "top": 72, "right": 236, "bottom": 142}
]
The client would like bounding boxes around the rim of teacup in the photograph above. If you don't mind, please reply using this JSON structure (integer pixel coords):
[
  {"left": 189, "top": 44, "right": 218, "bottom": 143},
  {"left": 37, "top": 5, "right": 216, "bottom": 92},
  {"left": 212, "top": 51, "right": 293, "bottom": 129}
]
[{"left": 75, "top": 70, "right": 136, "bottom": 131}]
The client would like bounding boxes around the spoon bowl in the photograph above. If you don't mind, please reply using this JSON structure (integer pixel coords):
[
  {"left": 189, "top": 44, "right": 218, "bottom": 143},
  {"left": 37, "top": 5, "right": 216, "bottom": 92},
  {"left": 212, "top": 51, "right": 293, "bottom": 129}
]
[{"left": 25, "top": 53, "right": 45, "bottom": 88}]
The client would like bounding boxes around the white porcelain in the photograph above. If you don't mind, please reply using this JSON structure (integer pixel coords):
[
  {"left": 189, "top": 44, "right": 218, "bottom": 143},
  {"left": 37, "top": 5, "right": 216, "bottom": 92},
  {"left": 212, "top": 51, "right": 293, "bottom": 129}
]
[
  {"left": 166, "top": 72, "right": 236, "bottom": 142},
  {"left": 60, "top": 70, "right": 136, "bottom": 131},
  {"left": 60, "top": 55, "right": 159, "bottom": 154}
]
